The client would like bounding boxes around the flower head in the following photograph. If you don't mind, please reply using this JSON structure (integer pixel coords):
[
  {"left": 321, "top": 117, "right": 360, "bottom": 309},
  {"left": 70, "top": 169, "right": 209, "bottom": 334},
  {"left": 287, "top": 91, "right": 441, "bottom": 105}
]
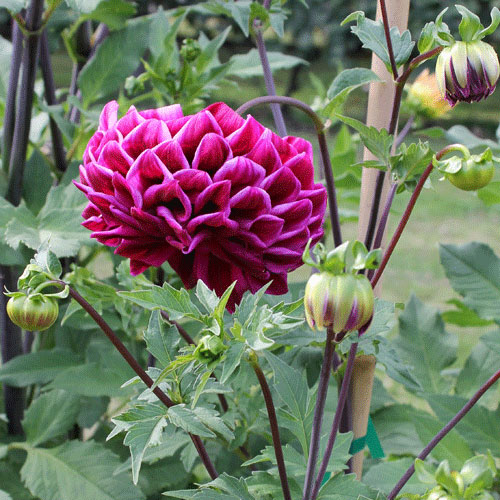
[
  {"left": 435, "top": 40, "right": 500, "bottom": 106},
  {"left": 75, "top": 101, "right": 327, "bottom": 310},
  {"left": 406, "top": 69, "right": 451, "bottom": 119}
]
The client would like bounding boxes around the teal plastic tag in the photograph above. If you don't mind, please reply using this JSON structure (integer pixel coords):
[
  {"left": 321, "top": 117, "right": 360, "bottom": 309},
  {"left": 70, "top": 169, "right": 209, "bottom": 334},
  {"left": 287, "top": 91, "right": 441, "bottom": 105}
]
[{"left": 348, "top": 416, "right": 385, "bottom": 459}]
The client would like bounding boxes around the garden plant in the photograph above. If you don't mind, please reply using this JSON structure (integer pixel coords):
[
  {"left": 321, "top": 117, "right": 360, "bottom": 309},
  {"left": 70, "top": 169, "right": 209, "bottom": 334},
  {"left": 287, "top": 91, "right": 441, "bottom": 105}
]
[{"left": 2, "top": 1, "right": 500, "bottom": 500}]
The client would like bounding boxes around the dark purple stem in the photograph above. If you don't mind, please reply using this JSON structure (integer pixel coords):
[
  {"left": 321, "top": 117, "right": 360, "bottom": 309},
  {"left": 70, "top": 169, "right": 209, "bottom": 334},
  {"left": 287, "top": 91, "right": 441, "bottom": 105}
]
[
  {"left": 0, "top": 266, "right": 25, "bottom": 435},
  {"left": 395, "top": 116, "right": 414, "bottom": 149},
  {"left": 6, "top": 0, "right": 45, "bottom": 206},
  {"left": 250, "top": 355, "right": 292, "bottom": 500},
  {"left": 388, "top": 366, "right": 500, "bottom": 500},
  {"left": 379, "top": 0, "right": 399, "bottom": 79},
  {"left": 39, "top": 31, "right": 67, "bottom": 172},
  {"left": 311, "top": 342, "right": 358, "bottom": 500},
  {"left": 2, "top": 18, "right": 23, "bottom": 175},
  {"left": 62, "top": 283, "right": 218, "bottom": 480},
  {"left": 302, "top": 328, "right": 336, "bottom": 500},
  {"left": 237, "top": 96, "right": 342, "bottom": 247}
]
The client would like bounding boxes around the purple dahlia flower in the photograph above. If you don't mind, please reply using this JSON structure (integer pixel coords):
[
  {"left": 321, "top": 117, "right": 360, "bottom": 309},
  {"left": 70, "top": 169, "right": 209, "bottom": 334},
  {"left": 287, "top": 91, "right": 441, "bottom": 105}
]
[{"left": 75, "top": 101, "right": 327, "bottom": 310}]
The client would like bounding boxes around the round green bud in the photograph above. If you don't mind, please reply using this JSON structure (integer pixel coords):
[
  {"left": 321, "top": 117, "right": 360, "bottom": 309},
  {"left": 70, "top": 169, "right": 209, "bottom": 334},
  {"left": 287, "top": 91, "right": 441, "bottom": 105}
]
[{"left": 7, "top": 294, "right": 59, "bottom": 332}]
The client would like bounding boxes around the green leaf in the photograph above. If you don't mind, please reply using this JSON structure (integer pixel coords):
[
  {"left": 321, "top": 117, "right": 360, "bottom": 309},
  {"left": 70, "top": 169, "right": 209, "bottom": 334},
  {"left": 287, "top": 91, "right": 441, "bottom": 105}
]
[
  {"left": 64, "top": 0, "right": 102, "bottom": 13},
  {"left": 19, "top": 440, "right": 145, "bottom": 500},
  {"left": 0, "top": 491, "right": 13, "bottom": 500},
  {"left": 0, "top": 350, "right": 81, "bottom": 386},
  {"left": 220, "top": 342, "right": 246, "bottom": 383},
  {"left": 110, "top": 403, "right": 168, "bottom": 484},
  {"left": 193, "top": 406, "right": 234, "bottom": 441},
  {"left": 0, "top": 0, "right": 25, "bottom": 12},
  {"left": 426, "top": 394, "right": 500, "bottom": 456},
  {"left": 390, "top": 141, "right": 434, "bottom": 188},
  {"left": 395, "top": 295, "right": 456, "bottom": 393},
  {"left": 80, "top": 0, "right": 136, "bottom": 30},
  {"left": 228, "top": 49, "right": 307, "bottom": 78},
  {"left": 456, "top": 5, "right": 482, "bottom": 42},
  {"left": 206, "top": 474, "right": 254, "bottom": 500},
  {"left": 342, "top": 12, "right": 414, "bottom": 69},
  {"left": 23, "top": 390, "right": 81, "bottom": 446},
  {"left": 335, "top": 114, "right": 392, "bottom": 165},
  {"left": 324, "top": 68, "right": 381, "bottom": 115},
  {"left": 78, "top": 18, "right": 151, "bottom": 106},
  {"left": 196, "top": 26, "right": 232, "bottom": 74},
  {"left": 34, "top": 242, "right": 63, "bottom": 279},
  {"left": 144, "top": 310, "right": 180, "bottom": 368},
  {"left": 442, "top": 299, "right": 493, "bottom": 327},
  {"left": 477, "top": 181, "right": 500, "bottom": 206},
  {"left": 167, "top": 405, "right": 215, "bottom": 438},
  {"left": 440, "top": 242, "right": 500, "bottom": 320},
  {"left": 118, "top": 283, "right": 201, "bottom": 321},
  {"left": 22, "top": 150, "right": 54, "bottom": 215},
  {"left": 317, "top": 472, "right": 380, "bottom": 500}
]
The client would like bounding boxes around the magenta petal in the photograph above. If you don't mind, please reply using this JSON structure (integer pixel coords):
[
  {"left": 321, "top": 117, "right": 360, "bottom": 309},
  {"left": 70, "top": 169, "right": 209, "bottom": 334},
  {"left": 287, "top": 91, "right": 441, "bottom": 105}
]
[
  {"left": 173, "top": 169, "right": 212, "bottom": 203},
  {"left": 139, "top": 104, "right": 183, "bottom": 121},
  {"left": 245, "top": 130, "right": 282, "bottom": 175},
  {"left": 97, "top": 140, "right": 133, "bottom": 175},
  {"left": 283, "top": 153, "right": 314, "bottom": 189},
  {"left": 112, "top": 172, "right": 143, "bottom": 209},
  {"left": 230, "top": 186, "right": 271, "bottom": 222},
  {"left": 116, "top": 106, "right": 145, "bottom": 136},
  {"left": 284, "top": 136, "right": 313, "bottom": 157},
  {"left": 174, "top": 110, "right": 223, "bottom": 160},
  {"left": 85, "top": 163, "right": 114, "bottom": 195},
  {"left": 83, "top": 131, "right": 104, "bottom": 166},
  {"left": 272, "top": 199, "right": 312, "bottom": 232},
  {"left": 194, "top": 180, "right": 231, "bottom": 215},
  {"left": 165, "top": 115, "right": 191, "bottom": 136},
  {"left": 227, "top": 116, "right": 266, "bottom": 156},
  {"left": 192, "top": 133, "right": 232, "bottom": 172},
  {"left": 153, "top": 140, "right": 190, "bottom": 173},
  {"left": 206, "top": 102, "right": 245, "bottom": 136},
  {"left": 143, "top": 180, "right": 192, "bottom": 221},
  {"left": 248, "top": 214, "right": 284, "bottom": 245},
  {"left": 99, "top": 101, "right": 119, "bottom": 131},
  {"left": 126, "top": 150, "right": 170, "bottom": 192},
  {"left": 269, "top": 131, "right": 299, "bottom": 164},
  {"left": 122, "top": 119, "right": 171, "bottom": 158},
  {"left": 213, "top": 157, "right": 266, "bottom": 195},
  {"left": 260, "top": 166, "right": 301, "bottom": 204}
]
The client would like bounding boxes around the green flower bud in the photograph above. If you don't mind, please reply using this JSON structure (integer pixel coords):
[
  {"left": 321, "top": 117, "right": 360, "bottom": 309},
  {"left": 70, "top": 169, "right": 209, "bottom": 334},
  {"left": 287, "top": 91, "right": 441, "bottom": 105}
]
[
  {"left": 180, "top": 39, "right": 201, "bottom": 62},
  {"left": 435, "top": 40, "right": 500, "bottom": 106},
  {"left": 304, "top": 272, "right": 374, "bottom": 335},
  {"left": 194, "top": 334, "right": 227, "bottom": 367},
  {"left": 6, "top": 293, "right": 59, "bottom": 332}
]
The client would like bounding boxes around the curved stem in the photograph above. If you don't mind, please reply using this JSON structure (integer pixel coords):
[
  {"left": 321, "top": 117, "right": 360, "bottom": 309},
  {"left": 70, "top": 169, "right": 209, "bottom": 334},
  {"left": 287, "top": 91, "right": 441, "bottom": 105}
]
[
  {"left": 249, "top": 353, "right": 292, "bottom": 500},
  {"left": 311, "top": 342, "right": 358, "bottom": 500},
  {"left": 380, "top": 0, "right": 398, "bottom": 79},
  {"left": 237, "top": 96, "right": 342, "bottom": 247},
  {"left": 61, "top": 283, "right": 218, "bottom": 480},
  {"left": 397, "top": 46, "right": 444, "bottom": 87},
  {"left": 388, "top": 366, "right": 500, "bottom": 500},
  {"left": 370, "top": 145, "right": 459, "bottom": 289},
  {"left": 302, "top": 328, "right": 336, "bottom": 500},
  {"left": 395, "top": 115, "right": 414, "bottom": 149}
]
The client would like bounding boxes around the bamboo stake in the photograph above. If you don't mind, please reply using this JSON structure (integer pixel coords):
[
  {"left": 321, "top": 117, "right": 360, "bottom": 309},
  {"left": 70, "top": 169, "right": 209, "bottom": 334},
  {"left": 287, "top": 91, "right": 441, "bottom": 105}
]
[{"left": 352, "top": 0, "right": 410, "bottom": 479}]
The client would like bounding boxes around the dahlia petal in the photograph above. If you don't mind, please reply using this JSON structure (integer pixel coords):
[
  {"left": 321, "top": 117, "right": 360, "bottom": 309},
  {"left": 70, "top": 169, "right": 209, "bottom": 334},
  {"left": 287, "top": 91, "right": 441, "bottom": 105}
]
[
  {"left": 245, "top": 130, "right": 282, "bottom": 175},
  {"left": 230, "top": 186, "right": 271, "bottom": 223},
  {"left": 227, "top": 116, "right": 266, "bottom": 156},
  {"left": 248, "top": 215, "right": 284, "bottom": 246},
  {"left": 97, "top": 140, "right": 133, "bottom": 175},
  {"left": 264, "top": 247, "right": 303, "bottom": 273},
  {"left": 165, "top": 115, "right": 191, "bottom": 136},
  {"left": 116, "top": 106, "right": 145, "bottom": 136},
  {"left": 284, "top": 136, "right": 313, "bottom": 157},
  {"left": 173, "top": 169, "right": 212, "bottom": 203},
  {"left": 92, "top": 128, "right": 122, "bottom": 161},
  {"left": 143, "top": 180, "right": 192, "bottom": 221},
  {"left": 152, "top": 140, "right": 190, "bottom": 173},
  {"left": 130, "top": 259, "right": 151, "bottom": 276},
  {"left": 86, "top": 162, "right": 114, "bottom": 195},
  {"left": 83, "top": 131, "right": 104, "bottom": 167},
  {"left": 126, "top": 150, "right": 171, "bottom": 192},
  {"left": 298, "top": 185, "right": 328, "bottom": 219},
  {"left": 213, "top": 157, "right": 266, "bottom": 195},
  {"left": 112, "top": 172, "right": 143, "bottom": 209},
  {"left": 194, "top": 180, "right": 231, "bottom": 215},
  {"left": 275, "top": 226, "right": 310, "bottom": 251},
  {"left": 260, "top": 166, "right": 301, "bottom": 204},
  {"left": 272, "top": 199, "right": 313, "bottom": 232},
  {"left": 283, "top": 152, "right": 314, "bottom": 189},
  {"left": 99, "top": 101, "right": 119, "bottom": 131},
  {"left": 264, "top": 273, "right": 288, "bottom": 295},
  {"left": 269, "top": 130, "right": 299, "bottom": 163},
  {"left": 192, "top": 133, "right": 232, "bottom": 172},
  {"left": 206, "top": 102, "right": 245, "bottom": 136},
  {"left": 174, "top": 110, "right": 223, "bottom": 160},
  {"left": 139, "top": 104, "right": 183, "bottom": 121},
  {"left": 117, "top": 238, "right": 176, "bottom": 266},
  {"left": 122, "top": 119, "right": 171, "bottom": 158}
]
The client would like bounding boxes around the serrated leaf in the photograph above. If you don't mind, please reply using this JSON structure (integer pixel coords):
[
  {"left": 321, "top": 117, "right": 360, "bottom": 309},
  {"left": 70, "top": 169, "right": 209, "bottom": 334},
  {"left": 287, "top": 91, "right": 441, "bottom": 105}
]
[
  {"left": 193, "top": 406, "right": 234, "bottom": 441},
  {"left": 317, "top": 472, "right": 380, "bottom": 500},
  {"left": 167, "top": 405, "right": 215, "bottom": 438},
  {"left": 19, "top": 440, "right": 145, "bottom": 500},
  {"left": 119, "top": 283, "right": 200, "bottom": 321},
  {"left": 110, "top": 403, "right": 168, "bottom": 484},
  {"left": 442, "top": 299, "right": 493, "bottom": 327},
  {"left": 144, "top": 310, "right": 180, "bottom": 368},
  {"left": 207, "top": 474, "right": 254, "bottom": 500},
  {"left": 440, "top": 243, "right": 500, "bottom": 320},
  {"left": 23, "top": 390, "right": 80, "bottom": 446},
  {"left": 390, "top": 141, "right": 434, "bottom": 186},
  {"left": 80, "top": 0, "right": 136, "bottom": 30},
  {"left": 0, "top": 350, "right": 81, "bottom": 386},
  {"left": 395, "top": 295, "right": 456, "bottom": 393},
  {"left": 228, "top": 49, "right": 307, "bottom": 78},
  {"left": 220, "top": 342, "right": 246, "bottom": 383},
  {"left": 65, "top": 0, "right": 102, "bottom": 13}
]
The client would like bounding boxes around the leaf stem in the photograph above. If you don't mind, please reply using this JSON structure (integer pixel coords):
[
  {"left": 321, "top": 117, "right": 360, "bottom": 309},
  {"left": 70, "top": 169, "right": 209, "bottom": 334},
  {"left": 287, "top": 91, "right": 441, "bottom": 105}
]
[
  {"left": 39, "top": 31, "right": 67, "bottom": 173},
  {"left": 388, "top": 366, "right": 500, "bottom": 499},
  {"left": 249, "top": 352, "right": 292, "bottom": 500},
  {"left": 311, "top": 342, "right": 358, "bottom": 500},
  {"left": 237, "top": 96, "right": 342, "bottom": 247},
  {"left": 302, "top": 327, "right": 336, "bottom": 500},
  {"left": 379, "top": 0, "right": 399, "bottom": 79},
  {"left": 59, "top": 283, "right": 218, "bottom": 480},
  {"left": 370, "top": 145, "right": 459, "bottom": 289}
]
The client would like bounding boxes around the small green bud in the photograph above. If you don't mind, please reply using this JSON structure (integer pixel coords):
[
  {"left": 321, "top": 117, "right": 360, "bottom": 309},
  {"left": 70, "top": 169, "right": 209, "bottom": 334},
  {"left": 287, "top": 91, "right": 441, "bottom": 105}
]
[
  {"left": 180, "top": 39, "right": 201, "bottom": 62},
  {"left": 194, "top": 334, "right": 227, "bottom": 367},
  {"left": 304, "top": 272, "right": 374, "bottom": 335},
  {"left": 6, "top": 293, "right": 59, "bottom": 332}
]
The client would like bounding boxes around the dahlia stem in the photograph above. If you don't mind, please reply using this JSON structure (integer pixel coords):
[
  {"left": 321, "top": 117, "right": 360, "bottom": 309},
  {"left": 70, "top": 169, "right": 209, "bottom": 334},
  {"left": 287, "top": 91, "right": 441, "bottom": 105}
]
[
  {"left": 6, "top": 0, "right": 44, "bottom": 206},
  {"left": 380, "top": 0, "right": 399, "bottom": 79},
  {"left": 388, "top": 366, "right": 500, "bottom": 500},
  {"left": 58, "top": 283, "right": 218, "bottom": 480},
  {"left": 395, "top": 116, "right": 414, "bottom": 149},
  {"left": 0, "top": 266, "right": 25, "bottom": 435},
  {"left": 370, "top": 145, "right": 460, "bottom": 289},
  {"left": 249, "top": 352, "right": 292, "bottom": 500},
  {"left": 39, "top": 31, "right": 67, "bottom": 173},
  {"left": 2, "top": 17, "right": 23, "bottom": 176},
  {"left": 311, "top": 342, "right": 358, "bottom": 500},
  {"left": 236, "top": 96, "right": 342, "bottom": 247},
  {"left": 302, "top": 328, "right": 336, "bottom": 500}
]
